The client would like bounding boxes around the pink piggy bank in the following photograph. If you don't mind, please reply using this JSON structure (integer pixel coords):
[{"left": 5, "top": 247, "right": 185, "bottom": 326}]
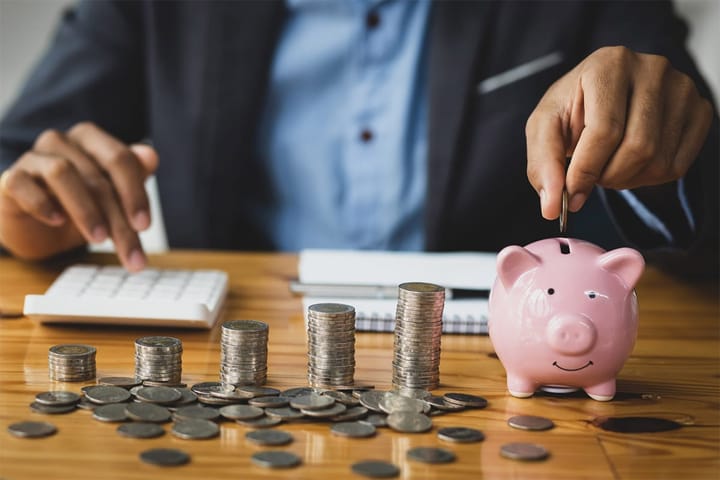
[{"left": 488, "top": 238, "right": 644, "bottom": 401}]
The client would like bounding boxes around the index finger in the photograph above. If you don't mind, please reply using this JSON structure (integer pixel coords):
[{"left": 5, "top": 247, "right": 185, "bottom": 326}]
[{"left": 67, "top": 122, "right": 151, "bottom": 231}]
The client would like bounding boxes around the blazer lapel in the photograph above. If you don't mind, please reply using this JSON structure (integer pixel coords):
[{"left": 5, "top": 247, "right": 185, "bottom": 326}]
[{"left": 426, "top": 0, "right": 498, "bottom": 250}]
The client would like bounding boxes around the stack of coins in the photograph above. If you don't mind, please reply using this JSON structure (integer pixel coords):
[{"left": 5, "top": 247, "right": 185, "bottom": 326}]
[
  {"left": 306, "top": 303, "right": 356, "bottom": 388},
  {"left": 134, "top": 336, "right": 182, "bottom": 384},
  {"left": 220, "top": 320, "right": 269, "bottom": 386},
  {"left": 48, "top": 344, "right": 96, "bottom": 382},
  {"left": 392, "top": 282, "right": 445, "bottom": 390}
]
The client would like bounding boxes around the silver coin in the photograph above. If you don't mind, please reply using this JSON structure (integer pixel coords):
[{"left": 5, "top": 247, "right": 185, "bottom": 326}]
[
  {"left": 250, "top": 451, "right": 301, "bottom": 469},
  {"left": 117, "top": 422, "right": 165, "bottom": 439},
  {"left": 35, "top": 391, "right": 80, "bottom": 406},
  {"left": 386, "top": 412, "right": 432, "bottom": 433},
  {"left": 29, "top": 402, "right": 76, "bottom": 414},
  {"left": 219, "top": 404, "right": 264, "bottom": 420},
  {"left": 166, "top": 388, "right": 198, "bottom": 406},
  {"left": 507, "top": 415, "right": 555, "bottom": 431},
  {"left": 93, "top": 403, "right": 129, "bottom": 422},
  {"left": 49, "top": 344, "right": 96, "bottom": 357},
  {"left": 236, "top": 415, "right": 283, "bottom": 428},
  {"left": 407, "top": 447, "right": 456, "bottom": 464},
  {"left": 135, "top": 386, "right": 182, "bottom": 404},
  {"left": 560, "top": 188, "right": 568, "bottom": 233},
  {"left": 424, "top": 395, "right": 465, "bottom": 411},
  {"left": 249, "top": 396, "right": 289, "bottom": 408},
  {"left": 281, "top": 387, "right": 315, "bottom": 398},
  {"left": 245, "top": 429, "right": 293, "bottom": 446},
  {"left": 208, "top": 389, "right": 254, "bottom": 401},
  {"left": 7, "top": 421, "right": 57, "bottom": 438},
  {"left": 290, "top": 393, "right": 335, "bottom": 410},
  {"left": 191, "top": 382, "right": 226, "bottom": 395},
  {"left": 97, "top": 377, "right": 141, "bottom": 388},
  {"left": 500, "top": 442, "right": 550, "bottom": 461},
  {"left": 359, "top": 391, "right": 386, "bottom": 412},
  {"left": 301, "top": 402, "right": 347, "bottom": 418},
  {"left": 379, "top": 393, "right": 425, "bottom": 414},
  {"left": 331, "top": 421, "right": 376, "bottom": 438},
  {"left": 125, "top": 402, "right": 172, "bottom": 423},
  {"left": 361, "top": 413, "right": 388, "bottom": 428},
  {"left": 76, "top": 398, "right": 97, "bottom": 411},
  {"left": 139, "top": 448, "right": 190, "bottom": 466},
  {"left": 437, "top": 426, "right": 485, "bottom": 443},
  {"left": 234, "top": 386, "right": 281, "bottom": 398},
  {"left": 351, "top": 460, "right": 400, "bottom": 478},
  {"left": 264, "top": 407, "right": 305, "bottom": 420},
  {"left": 442, "top": 392, "right": 488, "bottom": 408},
  {"left": 330, "top": 405, "right": 369, "bottom": 422},
  {"left": 84, "top": 385, "right": 131, "bottom": 404},
  {"left": 171, "top": 418, "right": 220, "bottom": 440},
  {"left": 142, "top": 380, "right": 186, "bottom": 388},
  {"left": 173, "top": 405, "right": 221, "bottom": 421},
  {"left": 321, "top": 390, "right": 359, "bottom": 406},
  {"left": 197, "top": 394, "right": 236, "bottom": 406}
]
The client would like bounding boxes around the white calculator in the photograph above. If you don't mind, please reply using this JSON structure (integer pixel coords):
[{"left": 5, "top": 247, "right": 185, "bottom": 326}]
[{"left": 24, "top": 265, "right": 228, "bottom": 328}]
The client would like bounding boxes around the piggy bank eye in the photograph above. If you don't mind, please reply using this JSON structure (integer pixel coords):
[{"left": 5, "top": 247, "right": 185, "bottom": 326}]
[
  {"left": 586, "top": 291, "right": 597, "bottom": 299},
  {"left": 547, "top": 288, "right": 555, "bottom": 295}
]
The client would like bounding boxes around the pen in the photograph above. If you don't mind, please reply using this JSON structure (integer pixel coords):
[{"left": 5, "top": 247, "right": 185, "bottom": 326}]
[{"left": 289, "top": 281, "right": 490, "bottom": 299}]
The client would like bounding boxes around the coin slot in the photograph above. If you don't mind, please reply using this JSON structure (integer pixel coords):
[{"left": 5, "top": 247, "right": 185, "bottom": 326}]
[{"left": 558, "top": 239, "right": 570, "bottom": 255}]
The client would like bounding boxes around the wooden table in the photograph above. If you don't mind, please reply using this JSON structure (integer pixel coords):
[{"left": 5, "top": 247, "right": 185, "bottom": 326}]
[{"left": 0, "top": 251, "right": 718, "bottom": 479}]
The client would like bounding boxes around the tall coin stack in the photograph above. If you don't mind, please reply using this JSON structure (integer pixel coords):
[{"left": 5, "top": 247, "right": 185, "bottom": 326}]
[
  {"left": 307, "top": 303, "right": 356, "bottom": 388},
  {"left": 220, "top": 320, "right": 269, "bottom": 386},
  {"left": 48, "top": 344, "right": 96, "bottom": 382},
  {"left": 392, "top": 282, "right": 445, "bottom": 390},
  {"left": 134, "top": 336, "right": 183, "bottom": 384}
]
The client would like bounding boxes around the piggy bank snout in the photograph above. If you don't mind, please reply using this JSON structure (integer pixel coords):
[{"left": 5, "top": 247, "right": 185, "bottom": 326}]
[{"left": 546, "top": 315, "right": 597, "bottom": 355}]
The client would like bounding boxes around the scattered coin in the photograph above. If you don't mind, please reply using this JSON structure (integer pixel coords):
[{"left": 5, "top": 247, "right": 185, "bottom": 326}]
[
  {"left": 173, "top": 405, "right": 221, "bottom": 422},
  {"left": 245, "top": 429, "right": 293, "bottom": 446},
  {"left": 236, "top": 416, "right": 283, "bottom": 428},
  {"left": 322, "top": 390, "right": 360, "bottom": 406},
  {"left": 208, "top": 388, "right": 254, "bottom": 401},
  {"left": 290, "top": 393, "right": 335, "bottom": 411},
  {"left": 281, "top": 387, "right": 315, "bottom": 398},
  {"left": 125, "top": 402, "right": 172, "bottom": 423},
  {"left": 437, "top": 426, "right": 485, "bottom": 443},
  {"left": 251, "top": 451, "right": 301, "bottom": 469},
  {"left": 507, "top": 415, "right": 555, "bottom": 431},
  {"left": 442, "top": 392, "right": 488, "bottom": 408},
  {"left": 234, "top": 386, "right": 281, "bottom": 398},
  {"left": 97, "top": 377, "right": 141, "bottom": 388},
  {"left": 331, "top": 421, "right": 376, "bottom": 438},
  {"left": 7, "top": 421, "right": 57, "bottom": 438},
  {"left": 361, "top": 413, "right": 388, "bottom": 428},
  {"left": 135, "top": 386, "right": 182, "bottom": 404},
  {"left": 387, "top": 411, "right": 432, "bottom": 433},
  {"left": 76, "top": 398, "right": 97, "bottom": 410},
  {"left": 424, "top": 395, "right": 464, "bottom": 412},
  {"left": 169, "top": 388, "right": 198, "bottom": 406},
  {"left": 35, "top": 391, "right": 80, "bottom": 406},
  {"left": 29, "top": 402, "right": 76, "bottom": 414},
  {"left": 93, "top": 403, "right": 129, "bottom": 422},
  {"left": 359, "top": 390, "right": 386, "bottom": 412},
  {"left": 500, "top": 442, "right": 550, "bottom": 461},
  {"left": 171, "top": 419, "right": 220, "bottom": 440},
  {"left": 219, "top": 404, "right": 264, "bottom": 421},
  {"left": 379, "top": 393, "right": 425, "bottom": 414},
  {"left": 351, "top": 460, "right": 400, "bottom": 478},
  {"left": 190, "top": 382, "right": 225, "bottom": 396},
  {"left": 406, "top": 447, "right": 456, "bottom": 464},
  {"left": 83, "top": 385, "right": 131, "bottom": 404},
  {"left": 264, "top": 407, "right": 305, "bottom": 420},
  {"left": 301, "top": 403, "right": 347, "bottom": 418},
  {"left": 117, "top": 422, "right": 165, "bottom": 439},
  {"left": 330, "top": 405, "right": 369, "bottom": 422},
  {"left": 249, "top": 396, "right": 290, "bottom": 408},
  {"left": 139, "top": 448, "right": 190, "bottom": 466}
]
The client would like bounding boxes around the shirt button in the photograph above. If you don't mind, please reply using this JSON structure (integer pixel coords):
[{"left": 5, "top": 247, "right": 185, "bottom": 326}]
[
  {"left": 360, "top": 129, "right": 374, "bottom": 142},
  {"left": 366, "top": 11, "right": 380, "bottom": 29}
]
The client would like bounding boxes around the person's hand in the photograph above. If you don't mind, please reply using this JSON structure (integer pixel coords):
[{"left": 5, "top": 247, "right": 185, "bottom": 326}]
[
  {"left": 526, "top": 46, "right": 713, "bottom": 219},
  {"left": 0, "top": 122, "right": 158, "bottom": 271}
]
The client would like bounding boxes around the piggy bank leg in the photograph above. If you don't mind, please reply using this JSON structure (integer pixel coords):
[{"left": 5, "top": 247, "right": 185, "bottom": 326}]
[
  {"left": 507, "top": 375, "right": 538, "bottom": 398},
  {"left": 585, "top": 379, "right": 616, "bottom": 402}
]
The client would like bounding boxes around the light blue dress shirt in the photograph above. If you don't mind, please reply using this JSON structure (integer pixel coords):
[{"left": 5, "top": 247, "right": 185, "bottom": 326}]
[{"left": 256, "top": 0, "right": 431, "bottom": 251}]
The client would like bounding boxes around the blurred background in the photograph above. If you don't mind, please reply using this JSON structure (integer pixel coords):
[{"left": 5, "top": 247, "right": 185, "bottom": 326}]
[{"left": 1, "top": 0, "right": 718, "bottom": 253}]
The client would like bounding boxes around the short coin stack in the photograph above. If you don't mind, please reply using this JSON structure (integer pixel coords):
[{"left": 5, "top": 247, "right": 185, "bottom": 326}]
[
  {"left": 220, "top": 320, "right": 269, "bottom": 386},
  {"left": 48, "top": 344, "right": 96, "bottom": 382},
  {"left": 392, "top": 282, "right": 445, "bottom": 390},
  {"left": 134, "top": 336, "right": 182, "bottom": 384},
  {"left": 306, "top": 303, "right": 356, "bottom": 388}
]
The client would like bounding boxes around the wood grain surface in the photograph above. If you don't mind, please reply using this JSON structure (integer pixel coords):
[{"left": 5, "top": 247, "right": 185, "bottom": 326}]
[{"left": 0, "top": 251, "right": 718, "bottom": 479}]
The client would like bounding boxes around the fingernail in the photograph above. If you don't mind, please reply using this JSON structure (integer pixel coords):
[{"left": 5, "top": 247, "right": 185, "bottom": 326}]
[
  {"left": 569, "top": 192, "right": 587, "bottom": 212},
  {"left": 132, "top": 210, "right": 150, "bottom": 231},
  {"left": 92, "top": 225, "right": 108, "bottom": 243},
  {"left": 539, "top": 188, "right": 548, "bottom": 215},
  {"left": 127, "top": 249, "right": 146, "bottom": 272}
]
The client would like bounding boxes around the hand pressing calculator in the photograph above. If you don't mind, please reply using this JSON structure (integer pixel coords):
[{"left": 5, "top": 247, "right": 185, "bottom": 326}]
[{"left": 24, "top": 265, "right": 228, "bottom": 328}]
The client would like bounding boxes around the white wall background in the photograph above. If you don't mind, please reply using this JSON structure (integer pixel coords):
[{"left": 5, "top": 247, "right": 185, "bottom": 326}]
[{"left": 1, "top": 0, "right": 718, "bottom": 252}]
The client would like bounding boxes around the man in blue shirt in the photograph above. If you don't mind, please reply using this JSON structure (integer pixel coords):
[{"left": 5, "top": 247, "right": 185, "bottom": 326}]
[{"left": 0, "top": 1, "right": 717, "bottom": 276}]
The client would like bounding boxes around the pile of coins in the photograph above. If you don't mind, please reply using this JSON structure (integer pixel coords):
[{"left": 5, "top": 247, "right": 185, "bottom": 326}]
[
  {"left": 48, "top": 344, "right": 96, "bottom": 382},
  {"left": 134, "top": 336, "right": 182, "bottom": 384},
  {"left": 392, "top": 282, "right": 445, "bottom": 390},
  {"left": 306, "top": 303, "right": 356, "bottom": 388},
  {"left": 220, "top": 320, "right": 269, "bottom": 386}
]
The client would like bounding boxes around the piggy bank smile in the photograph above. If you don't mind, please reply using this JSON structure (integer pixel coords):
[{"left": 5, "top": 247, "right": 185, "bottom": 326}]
[{"left": 552, "top": 360, "right": 594, "bottom": 372}]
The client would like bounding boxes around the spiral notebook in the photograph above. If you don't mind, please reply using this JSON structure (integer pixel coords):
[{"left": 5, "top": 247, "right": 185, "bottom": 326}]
[{"left": 297, "top": 249, "right": 496, "bottom": 335}]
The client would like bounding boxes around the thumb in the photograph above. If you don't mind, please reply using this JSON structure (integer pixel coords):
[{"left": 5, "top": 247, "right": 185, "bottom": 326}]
[{"left": 130, "top": 144, "right": 159, "bottom": 177}]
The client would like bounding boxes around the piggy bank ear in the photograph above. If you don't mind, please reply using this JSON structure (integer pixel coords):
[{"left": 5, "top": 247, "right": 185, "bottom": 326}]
[
  {"left": 496, "top": 246, "right": 542, "bottom": 290},
  {"left": 597, "top": 248, "right": 645, "bottom": 289}
]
